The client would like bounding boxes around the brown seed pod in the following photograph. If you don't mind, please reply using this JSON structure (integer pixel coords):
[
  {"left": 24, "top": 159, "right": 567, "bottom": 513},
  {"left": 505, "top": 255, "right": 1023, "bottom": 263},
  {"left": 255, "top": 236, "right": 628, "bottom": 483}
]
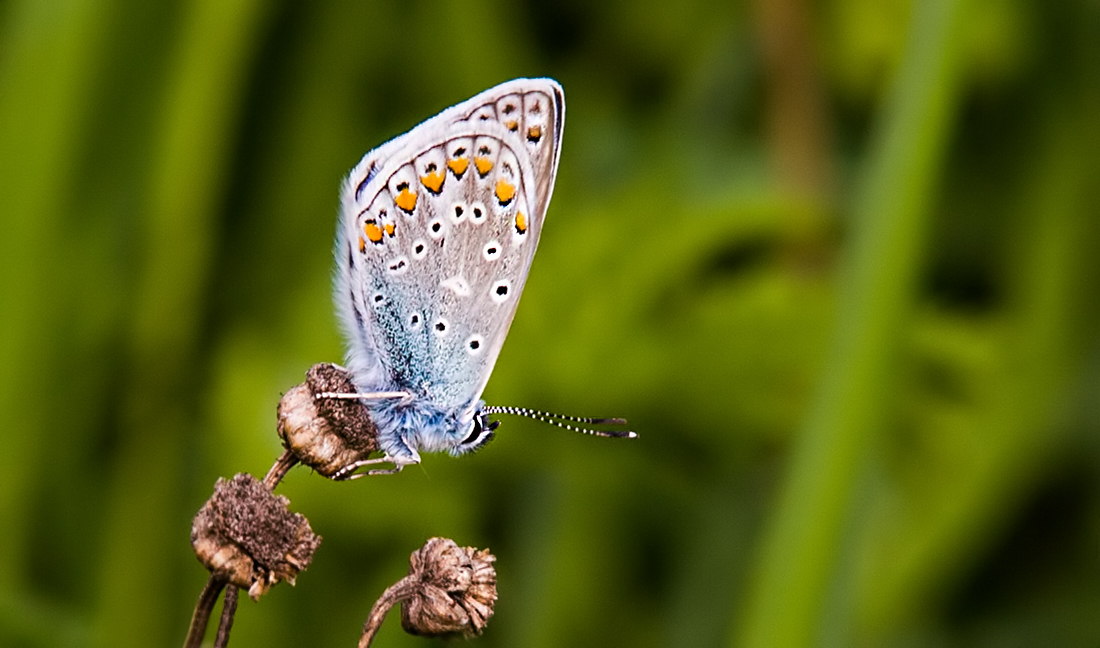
[
  {"left": 400, "top": 537, "right": 498, "bottom": 637},
  {"left": 359, "top": 538, "right": 497, "bottom": 647},
  {"left": 276, "top": 363, "right": 380, "bottom": 477},
  {"left": 191, "top": 473, "right": 321, "bottom": 601}
]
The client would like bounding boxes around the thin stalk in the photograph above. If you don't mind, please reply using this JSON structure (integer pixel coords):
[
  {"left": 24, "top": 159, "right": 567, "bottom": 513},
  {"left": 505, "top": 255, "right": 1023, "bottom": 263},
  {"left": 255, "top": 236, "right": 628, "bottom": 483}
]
[
  {"left": 358, "top": 576, "right": 419, "bottom": 648},
  {"left": 185, "top": 452, "right": 297, "bottom": 647},
  {"left": 213, "top": 585, "right": 239, "bottom": 648},
  {"left": 263, "top": 450, "right": 299, "bottom": 489},
  {"left": 183, "top": 575, "right": 227, "bottom": 648}
]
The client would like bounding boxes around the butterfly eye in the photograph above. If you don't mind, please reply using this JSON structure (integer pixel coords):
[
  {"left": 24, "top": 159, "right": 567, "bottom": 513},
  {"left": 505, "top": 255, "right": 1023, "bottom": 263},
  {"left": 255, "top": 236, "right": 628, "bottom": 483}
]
[{"left": 454, "top": 412, "right": 500, "bottom": 454}]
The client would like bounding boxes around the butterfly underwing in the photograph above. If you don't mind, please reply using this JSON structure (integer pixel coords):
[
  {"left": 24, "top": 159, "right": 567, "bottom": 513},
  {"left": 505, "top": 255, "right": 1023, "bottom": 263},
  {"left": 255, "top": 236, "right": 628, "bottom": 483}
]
[{"left": 333, "top": 78, "right": 566, "bottom": 470}]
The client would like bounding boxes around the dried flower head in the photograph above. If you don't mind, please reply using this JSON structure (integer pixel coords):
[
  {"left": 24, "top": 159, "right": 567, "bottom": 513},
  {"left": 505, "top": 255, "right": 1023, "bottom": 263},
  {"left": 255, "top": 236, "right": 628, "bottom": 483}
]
[
  {"left": 191, "top": 473, "right": 321, "bottom": 600},
  {"left": 359, "top": 538, "right": 497, "bottom": 647},
  {"left": 400, "top": 537, "right": 498, "bottom": 638},
  {"left": 277, "top": 363, "right": 379, "bottom": 477}
]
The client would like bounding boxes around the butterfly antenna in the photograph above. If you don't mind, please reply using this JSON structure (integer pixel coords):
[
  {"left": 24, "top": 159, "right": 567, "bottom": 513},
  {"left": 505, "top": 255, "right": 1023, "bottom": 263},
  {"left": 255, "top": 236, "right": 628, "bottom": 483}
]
[{"left": 482, "top": 406, "right": 637, "bottom": 439}]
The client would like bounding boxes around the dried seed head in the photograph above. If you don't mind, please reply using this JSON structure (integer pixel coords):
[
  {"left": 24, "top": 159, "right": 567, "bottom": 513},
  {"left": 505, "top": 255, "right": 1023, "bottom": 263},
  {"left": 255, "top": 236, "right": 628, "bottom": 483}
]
[
  {"left": 191, "top": 473, "right": 321, "bottom": 601},
  {"left": 277, "top": 363, "right": 379, "bottom": 477},
  {"left": 400, "top": 537, "right": 498, "bottom": 638}
]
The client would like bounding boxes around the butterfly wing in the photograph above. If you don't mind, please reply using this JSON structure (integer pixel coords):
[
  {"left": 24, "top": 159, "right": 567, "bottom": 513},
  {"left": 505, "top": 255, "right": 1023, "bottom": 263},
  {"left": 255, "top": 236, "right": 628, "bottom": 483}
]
[{"left": 335, "top": 79, "right": 564, "bottom": 438}]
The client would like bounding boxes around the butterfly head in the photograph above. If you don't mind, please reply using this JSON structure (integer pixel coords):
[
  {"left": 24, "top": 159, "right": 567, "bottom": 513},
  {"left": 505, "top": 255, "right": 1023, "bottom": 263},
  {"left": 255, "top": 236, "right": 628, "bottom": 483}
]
[{"left": 449, "top": 408, "right": 501, "bottom": 456}]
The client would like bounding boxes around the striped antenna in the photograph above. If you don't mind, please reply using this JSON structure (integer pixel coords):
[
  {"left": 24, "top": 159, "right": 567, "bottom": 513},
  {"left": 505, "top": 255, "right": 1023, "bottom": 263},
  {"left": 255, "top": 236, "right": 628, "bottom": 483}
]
[{"left": 482, "top": 406, "right": 637, "bottom": 439}]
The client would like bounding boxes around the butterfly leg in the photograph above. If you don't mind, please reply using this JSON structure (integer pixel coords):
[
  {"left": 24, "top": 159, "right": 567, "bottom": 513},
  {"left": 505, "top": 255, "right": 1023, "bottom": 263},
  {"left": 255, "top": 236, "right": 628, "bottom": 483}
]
[
  {"left": 315, "top": 391, "right": 412, "bottom": 401},
  {"left": 333, "top": 455, "right": 420, "bottom": 480}
]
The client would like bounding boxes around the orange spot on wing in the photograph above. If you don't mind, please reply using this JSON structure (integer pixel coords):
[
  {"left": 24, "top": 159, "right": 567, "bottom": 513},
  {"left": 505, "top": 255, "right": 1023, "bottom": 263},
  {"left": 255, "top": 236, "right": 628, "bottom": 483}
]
[
  {"left": 384, "top": 222, "right": 395, "bottom": 236},
  {"left": 395, "top": 186, "right": 417, "bottom": 213},
  {"left": 505, "top": 120, "right": 518, "bottom": 132},
  {"left": 495, "top": 178, "right": 516, "bottom": 206},
  {"left": 527, "top": 125, "right": 542, "bottom": 143},
  {"left": 420, "top": 170, "right": 445, "bottom": 194},
  {"left": 358, "top": 236, "right": 366, "bottom": 252},
  {"left": 447, "top": 157, "right": 468, "bottom": 178},
  {"left": 515, "top": 211, "right": 528, "bottom": 234},
  {"left": 363, "top": 221, "right": 384, "bottom": 243},
  {"left": 474, "top": 157, "right": 493, "bottom": 177}
]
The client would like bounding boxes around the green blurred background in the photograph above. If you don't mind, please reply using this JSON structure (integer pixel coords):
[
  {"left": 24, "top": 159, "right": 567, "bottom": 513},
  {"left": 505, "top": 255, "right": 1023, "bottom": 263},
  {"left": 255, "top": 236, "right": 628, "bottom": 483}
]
[{"left": 2, "top": 0, "right": 1098, "bottom": 646}]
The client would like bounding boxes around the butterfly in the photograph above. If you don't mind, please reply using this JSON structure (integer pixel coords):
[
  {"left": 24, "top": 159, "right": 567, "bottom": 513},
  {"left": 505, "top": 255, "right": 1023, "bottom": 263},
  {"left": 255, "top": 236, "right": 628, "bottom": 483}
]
[{"left": 328, "top": 78, "right": 633, "bottom": 476}]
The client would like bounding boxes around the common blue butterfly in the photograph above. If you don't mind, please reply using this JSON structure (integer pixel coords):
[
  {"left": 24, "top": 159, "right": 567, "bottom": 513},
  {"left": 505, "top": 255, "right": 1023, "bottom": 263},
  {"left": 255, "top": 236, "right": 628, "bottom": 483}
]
[{"left": 329, "top": 79, "right": 632, "bottom": 476}]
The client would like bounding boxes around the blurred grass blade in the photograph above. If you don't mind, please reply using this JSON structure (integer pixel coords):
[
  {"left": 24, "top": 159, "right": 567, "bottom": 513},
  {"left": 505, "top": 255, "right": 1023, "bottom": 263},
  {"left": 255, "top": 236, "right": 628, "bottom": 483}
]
[
  {"left": 736, "top": 0, "right": 967, "bottom": 645},
  {"left": 0, "top": 0, "right": 112, "bottom": 593},
  {"left": 90, "top": 0, "right": 272, "bottom": 645},
  {"left": 853, "top": 97, "right": 1098, "bottom": 637}
]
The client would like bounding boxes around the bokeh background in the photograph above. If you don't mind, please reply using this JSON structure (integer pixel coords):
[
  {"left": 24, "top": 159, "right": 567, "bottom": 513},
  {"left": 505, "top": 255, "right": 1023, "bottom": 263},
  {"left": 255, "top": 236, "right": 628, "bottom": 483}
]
[{"left": 2, "top": 0, "right": 1098, "bottom": 646}]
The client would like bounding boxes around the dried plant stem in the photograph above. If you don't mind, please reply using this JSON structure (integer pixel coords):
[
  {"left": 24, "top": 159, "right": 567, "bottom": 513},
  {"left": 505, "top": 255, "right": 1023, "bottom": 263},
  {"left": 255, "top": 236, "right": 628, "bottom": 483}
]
[
  {"left": 359, "top": 576, "right": 419, "bottom": 648},
  {"left": 263, "top": 449, "right": 299, "bottom": 488},
  {"left": 184, "top": 575, "right": 228, "bottom": 648},
  {"left": 185, "top": 452, "right": 300, "bottom": 647},
  {"left": 214, "top": 585, "right": 239, "bottom": 648},
  {"left": 752, "top": 0, "right": 833, "bottom": 197}
]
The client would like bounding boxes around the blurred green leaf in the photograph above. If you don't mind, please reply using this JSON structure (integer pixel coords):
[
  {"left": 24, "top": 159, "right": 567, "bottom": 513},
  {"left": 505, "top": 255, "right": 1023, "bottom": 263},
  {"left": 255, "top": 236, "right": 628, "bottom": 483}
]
[{"left": 737, "top": 0, "right": 968, "bottom": 644}]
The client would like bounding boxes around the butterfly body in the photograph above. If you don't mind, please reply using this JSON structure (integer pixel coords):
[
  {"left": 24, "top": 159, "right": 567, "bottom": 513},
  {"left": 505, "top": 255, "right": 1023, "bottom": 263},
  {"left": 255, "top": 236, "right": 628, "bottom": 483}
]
[{"left": 334, "top": 79, "right": 565, "bottom": 466}]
